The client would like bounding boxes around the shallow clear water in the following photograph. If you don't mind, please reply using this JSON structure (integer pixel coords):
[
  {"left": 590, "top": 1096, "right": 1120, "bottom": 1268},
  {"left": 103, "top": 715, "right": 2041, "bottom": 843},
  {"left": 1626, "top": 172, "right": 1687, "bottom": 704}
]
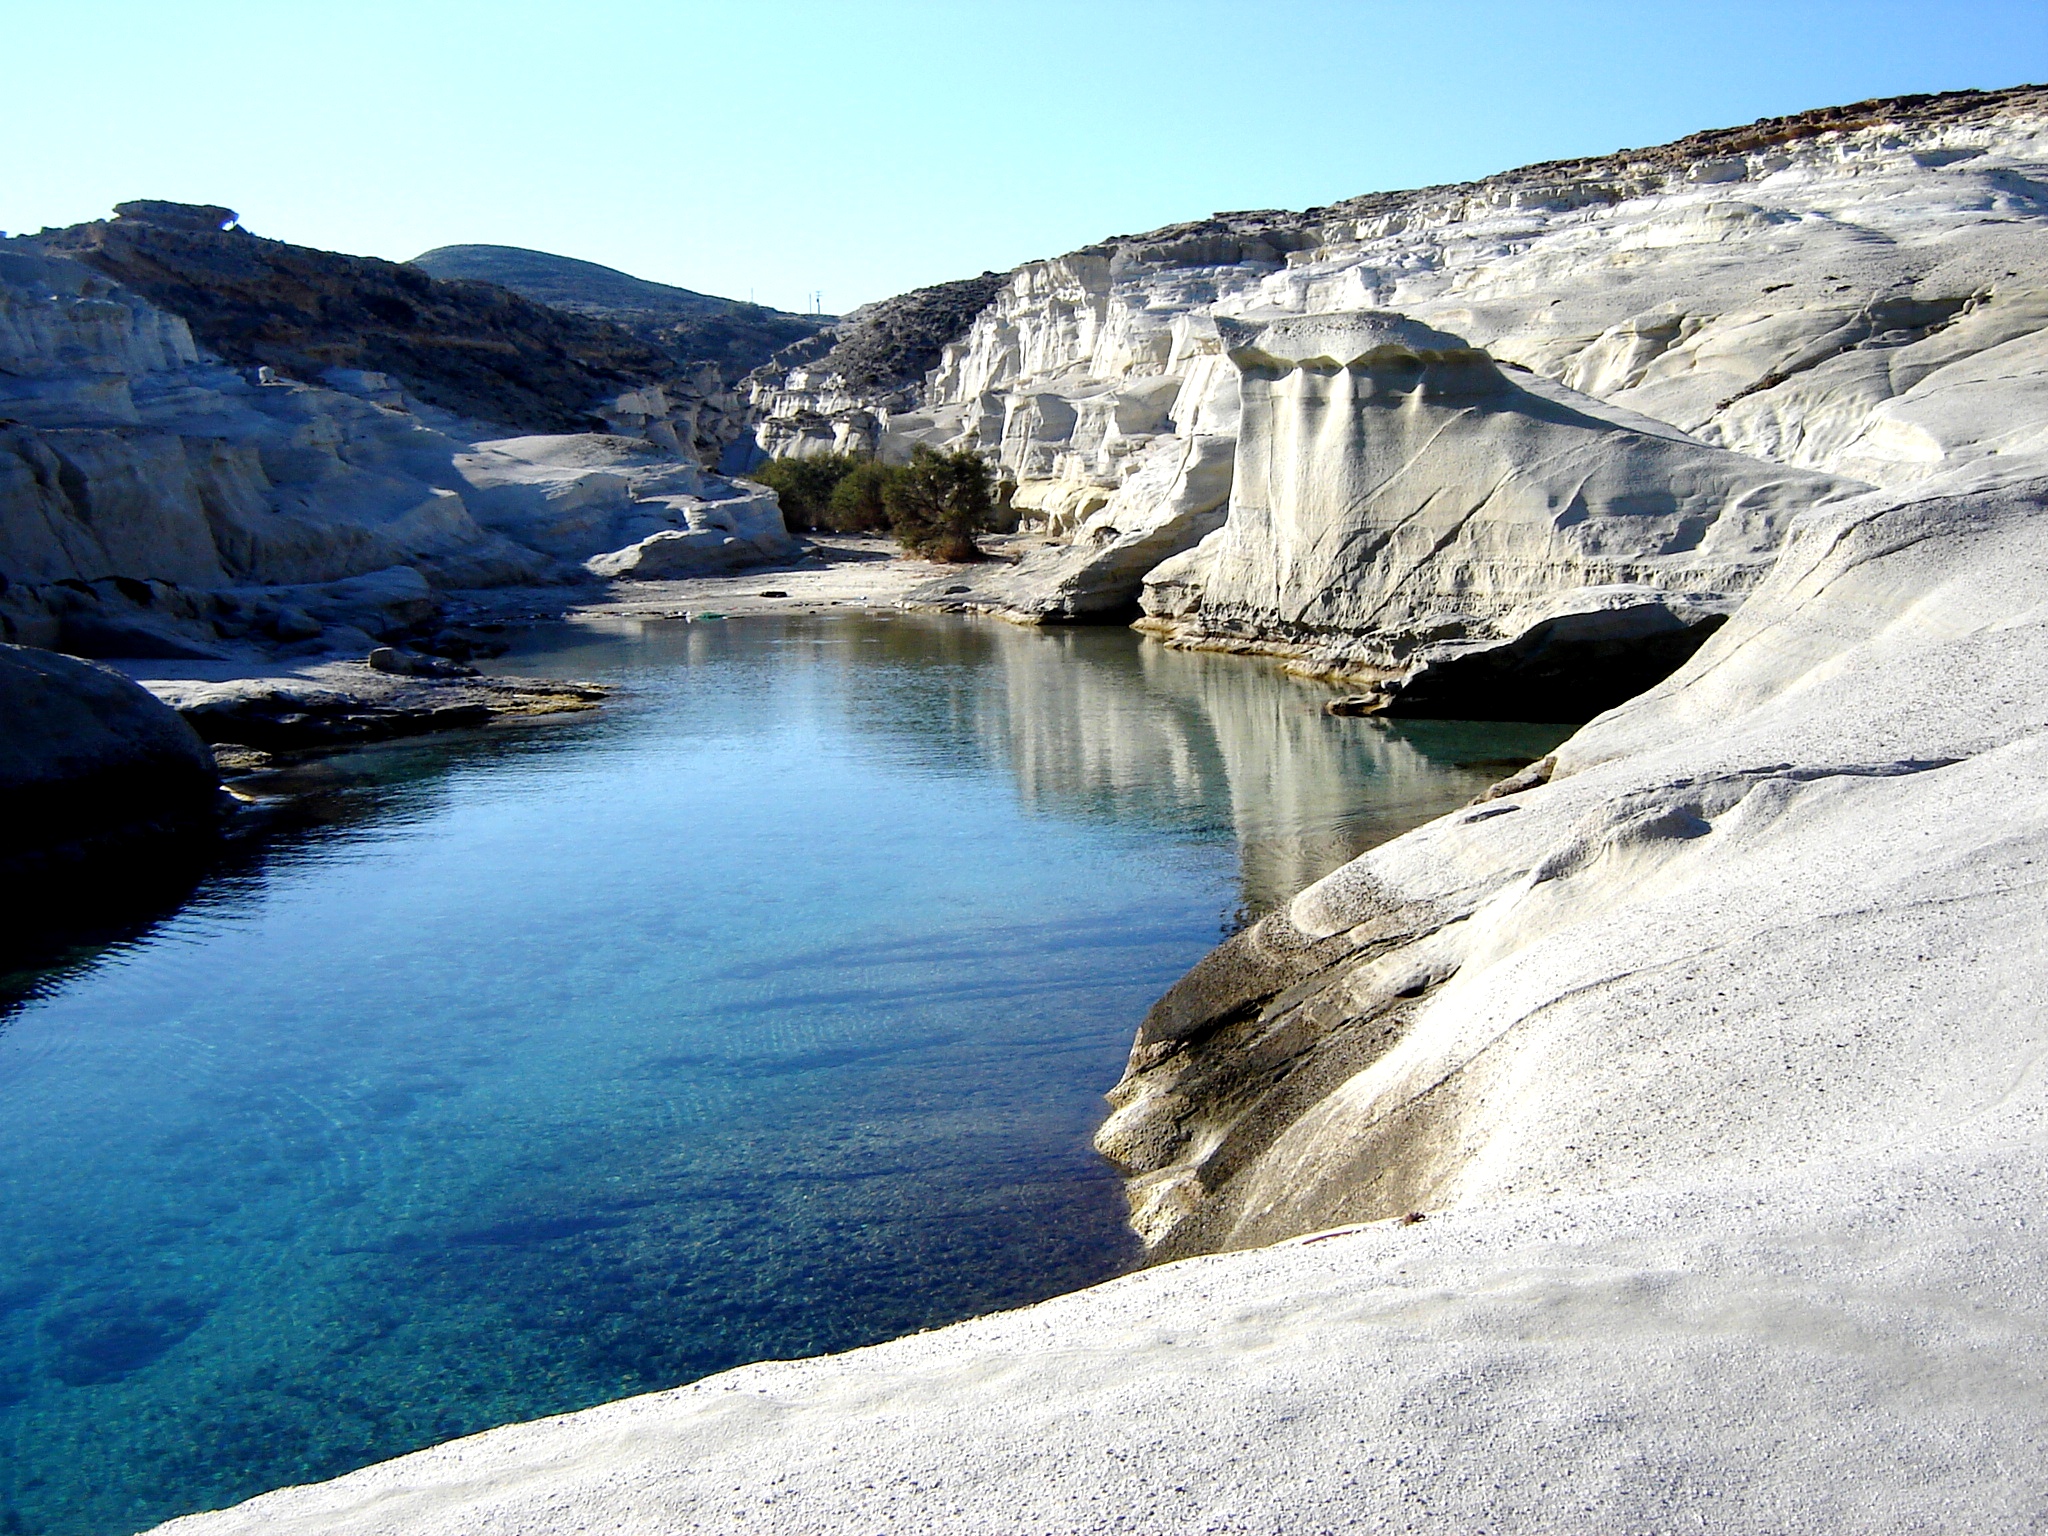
[{"left": 0, "top": 614, "right": 1567, "bottom": 1536}]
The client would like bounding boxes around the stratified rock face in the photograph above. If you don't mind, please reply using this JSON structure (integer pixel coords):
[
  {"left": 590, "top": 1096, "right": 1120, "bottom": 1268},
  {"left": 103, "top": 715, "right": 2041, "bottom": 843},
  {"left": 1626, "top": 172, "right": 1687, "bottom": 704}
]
[
  {"left": 408, "top": 244, "right": 828, "bottom": 387},
  {"left": 0, "top": 246, "right": 545, "bottom": 603},
  {"left": 1129, "top": 312, "right": 1865, "bottom": 711},
  {"left": 815, "top": 273, "right": 1012, "bottom": 392},
  {"left": 0, "top": 642, "right": 218, "bottom": 869}
]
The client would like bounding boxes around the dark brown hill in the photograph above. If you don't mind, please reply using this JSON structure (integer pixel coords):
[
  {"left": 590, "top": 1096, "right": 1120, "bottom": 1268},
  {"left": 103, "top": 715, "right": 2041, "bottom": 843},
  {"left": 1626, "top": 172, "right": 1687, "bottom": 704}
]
[
  {"left": 28, "top": 204, "right": 683, "bottom": 434},
  {"left": 410, "top": 244, "right": 828, "bottom": 384},
  {"left": 808, "top": 272, "right": 1012, "bottom": 391}
]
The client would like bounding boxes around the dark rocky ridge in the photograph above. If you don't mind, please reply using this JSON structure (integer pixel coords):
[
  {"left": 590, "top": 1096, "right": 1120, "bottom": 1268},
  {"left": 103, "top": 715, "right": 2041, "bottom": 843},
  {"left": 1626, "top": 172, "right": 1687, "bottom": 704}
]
[
  {"left": 23, "top": 206, "right": 687, "bottom": 435},
  {"left": 410, "top": 244, "right": 828, "bottom": 384},
  {"left": 805, "top": 272, "right": 1013, "bottom": 391}
]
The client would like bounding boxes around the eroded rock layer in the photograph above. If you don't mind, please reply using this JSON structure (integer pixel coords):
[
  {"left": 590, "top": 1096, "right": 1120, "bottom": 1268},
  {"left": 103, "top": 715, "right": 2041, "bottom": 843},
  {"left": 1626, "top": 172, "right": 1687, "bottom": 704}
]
[{"left": 1129, "top": 312, "right": 1865, "bottom": 709}]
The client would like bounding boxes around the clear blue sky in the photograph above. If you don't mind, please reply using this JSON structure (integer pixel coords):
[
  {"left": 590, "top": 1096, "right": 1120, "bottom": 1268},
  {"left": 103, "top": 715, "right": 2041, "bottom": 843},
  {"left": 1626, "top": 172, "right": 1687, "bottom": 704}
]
[{"left": 4, "top": 0, "right": 2043, "bottom": 314}]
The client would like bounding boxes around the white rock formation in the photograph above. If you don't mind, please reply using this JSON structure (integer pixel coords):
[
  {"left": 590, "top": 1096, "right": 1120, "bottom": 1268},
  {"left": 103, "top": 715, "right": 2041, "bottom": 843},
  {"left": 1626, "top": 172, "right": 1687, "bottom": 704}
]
[
  {"left": 1128, "top": 312, "right": 1865, "bottom": 711},
  {"left": 453, "top": 433, "right": 794, "bottom": 571},
  {"left": 1101, "top": 457, "right": 2048, "bottom": 1256},
  {"left": 0, "top": 249, "right": 796, "bottom": 654},
  {"left": 819, "top": 88, "right": 2048, "bottom": 637},
  {"left": 923, "top": 429, "right": 1236, "bottom": 621},
  {"left": 582, "top": 489, "right": 791, "bottom": 578}
]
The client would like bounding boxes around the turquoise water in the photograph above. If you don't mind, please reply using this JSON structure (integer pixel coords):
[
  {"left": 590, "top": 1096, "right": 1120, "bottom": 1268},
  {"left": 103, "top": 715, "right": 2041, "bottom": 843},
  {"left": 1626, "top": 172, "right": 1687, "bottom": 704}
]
[{"left": 0, "top": 614, "right": 1568, "bottom": 1536}]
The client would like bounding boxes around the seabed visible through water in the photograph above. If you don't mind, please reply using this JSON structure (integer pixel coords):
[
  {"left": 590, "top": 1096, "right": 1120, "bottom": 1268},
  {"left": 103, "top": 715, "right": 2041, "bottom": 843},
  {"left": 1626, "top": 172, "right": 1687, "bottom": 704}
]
[{"left": 0, "top": 613, "right": 1568, "bottom": 1536}]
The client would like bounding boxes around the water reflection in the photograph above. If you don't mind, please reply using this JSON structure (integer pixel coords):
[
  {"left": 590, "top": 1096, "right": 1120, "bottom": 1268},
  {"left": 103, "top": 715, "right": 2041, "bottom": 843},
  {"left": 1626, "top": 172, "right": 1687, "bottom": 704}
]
[{"left": 517, "top": 613, "right": 1567, "bottom": 914}]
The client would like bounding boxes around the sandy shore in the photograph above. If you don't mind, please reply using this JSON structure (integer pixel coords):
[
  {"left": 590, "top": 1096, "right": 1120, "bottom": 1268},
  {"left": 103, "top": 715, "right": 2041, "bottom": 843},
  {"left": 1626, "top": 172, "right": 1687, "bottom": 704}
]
[{"left": 440, "top": 533, "right": 1042, "bottom": 628}]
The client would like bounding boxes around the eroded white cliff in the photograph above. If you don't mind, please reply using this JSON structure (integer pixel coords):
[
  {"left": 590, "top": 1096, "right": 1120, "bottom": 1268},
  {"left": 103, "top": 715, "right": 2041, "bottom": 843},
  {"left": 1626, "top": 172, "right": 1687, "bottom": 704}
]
[
  {"left": 836, "top": 89, "right": 2048, "bottom": 648},
  {"left": 1129, "top": 312, "right": 1865, "bottom": 708}
]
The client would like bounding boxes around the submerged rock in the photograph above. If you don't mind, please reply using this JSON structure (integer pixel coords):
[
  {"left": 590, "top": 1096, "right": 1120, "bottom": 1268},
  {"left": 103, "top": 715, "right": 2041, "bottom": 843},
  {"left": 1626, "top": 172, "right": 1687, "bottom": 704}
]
[{"left": 364, "top": 646, "right": 474, "bottom": 679}]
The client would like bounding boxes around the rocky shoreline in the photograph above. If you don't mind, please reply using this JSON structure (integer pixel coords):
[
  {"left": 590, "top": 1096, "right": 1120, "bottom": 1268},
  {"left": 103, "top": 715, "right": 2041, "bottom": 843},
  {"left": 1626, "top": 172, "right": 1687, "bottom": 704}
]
[
  {"left": 136, "top": 660, "right": 610, "bottom": 753},
  {"left": 146, "top": 425, "right": 2048, "bottom": 1536}
]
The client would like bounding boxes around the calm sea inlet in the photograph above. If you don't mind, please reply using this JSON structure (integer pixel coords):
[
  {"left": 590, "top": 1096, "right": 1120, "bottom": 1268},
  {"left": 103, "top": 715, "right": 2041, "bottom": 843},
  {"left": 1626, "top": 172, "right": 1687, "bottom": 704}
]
[{"left": 0, "top": 613, "right": 1568, "bottom": 1536}]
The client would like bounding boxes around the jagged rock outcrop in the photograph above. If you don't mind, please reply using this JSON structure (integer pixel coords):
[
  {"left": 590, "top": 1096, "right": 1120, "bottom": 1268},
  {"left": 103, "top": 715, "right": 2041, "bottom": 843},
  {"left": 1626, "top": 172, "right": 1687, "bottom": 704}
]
[
  {"left": 744, "top": 272, "right": 1010, "bottom": 461},
  {"left": 0, "top": 642, "right": 220, "bottom": 872},
  {"left": 408, "top": 244, "right": 828, "bottom": 386},
  {"left": 813, "top": 273, "right": 1012, "bottom": 392}
]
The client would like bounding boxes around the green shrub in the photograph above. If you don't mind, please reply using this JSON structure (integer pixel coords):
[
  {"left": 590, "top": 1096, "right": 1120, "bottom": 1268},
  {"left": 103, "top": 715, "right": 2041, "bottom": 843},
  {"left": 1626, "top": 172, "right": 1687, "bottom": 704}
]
[
  {"left": 883, "top": 446, "right": 997, "bottom": 562},
  {"left": 825, "top": 460, "right": 898, "bottom": 534},
  {"left": 749, "top": 453, "right": 860, "bottom": 532}
]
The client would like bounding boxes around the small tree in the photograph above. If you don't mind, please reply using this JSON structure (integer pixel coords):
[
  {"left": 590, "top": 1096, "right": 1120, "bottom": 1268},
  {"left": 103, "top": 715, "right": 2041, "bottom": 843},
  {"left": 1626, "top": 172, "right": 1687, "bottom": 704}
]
[
  {"left": 825, "top": 460, "right": 898, "bottom": 534},
  {"left": 883, "top": 446, "right": 996, "bottom": 562},
  {"left": 749, "top": 453, "right": 860, "bottom": 532}
]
